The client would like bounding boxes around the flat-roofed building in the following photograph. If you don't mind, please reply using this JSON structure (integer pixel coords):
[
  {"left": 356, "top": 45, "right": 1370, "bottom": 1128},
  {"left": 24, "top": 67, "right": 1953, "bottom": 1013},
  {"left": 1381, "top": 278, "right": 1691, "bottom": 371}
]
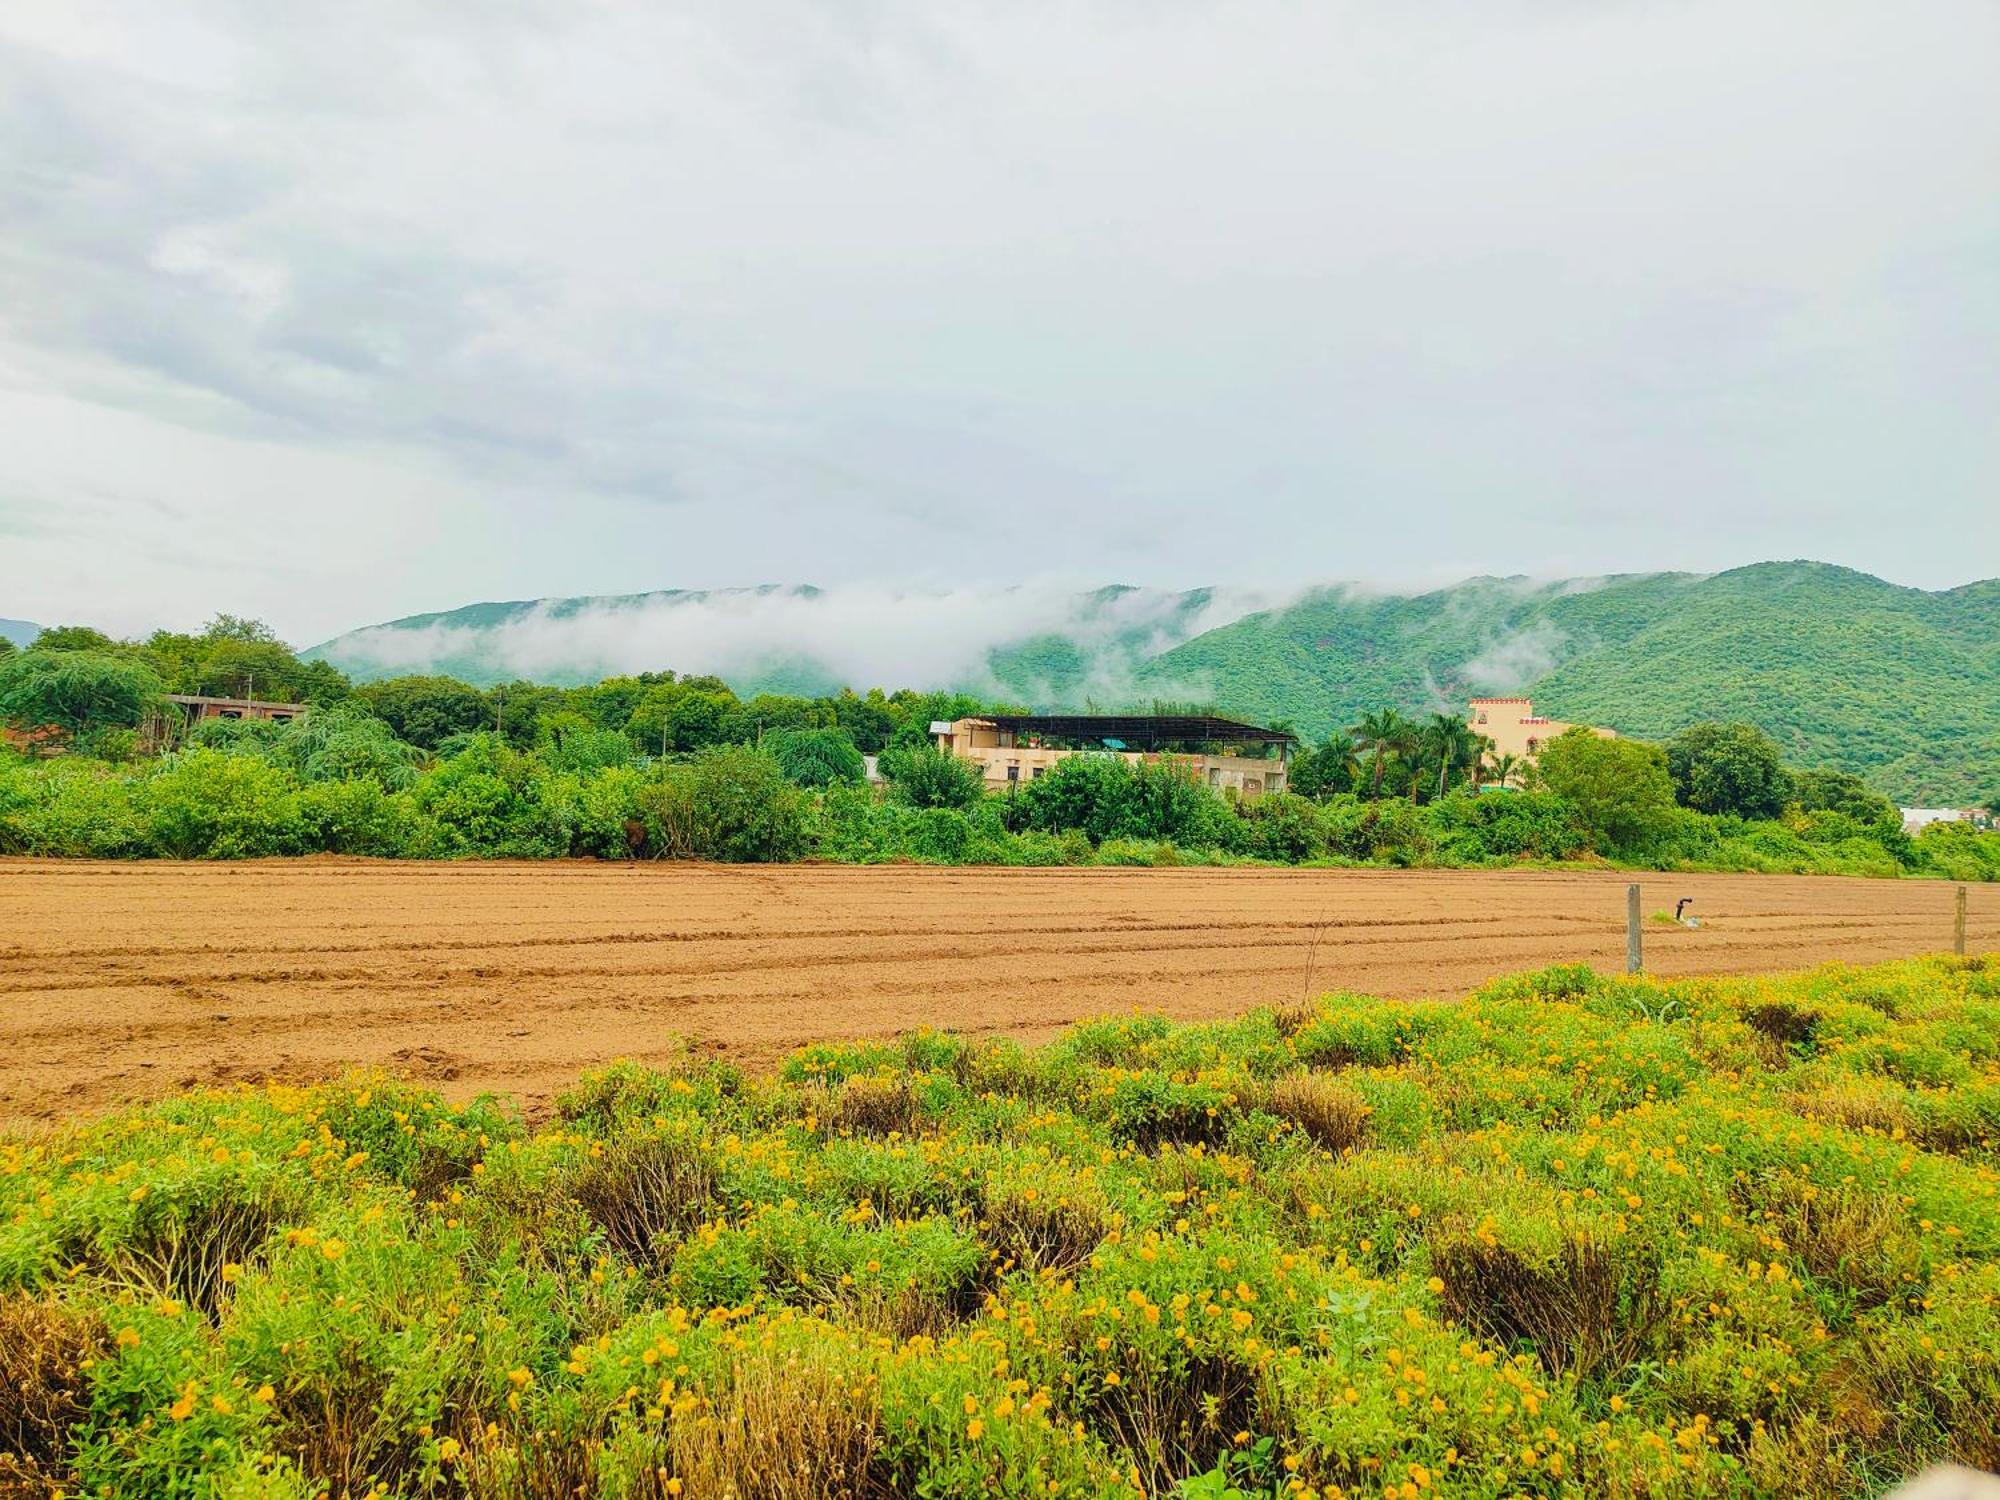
[
  {"left": 163, "top": 693, "right": 309, "bottom": 725},
  {"left": 933, "top": 713, "right": 1293, "bottom": 797}
]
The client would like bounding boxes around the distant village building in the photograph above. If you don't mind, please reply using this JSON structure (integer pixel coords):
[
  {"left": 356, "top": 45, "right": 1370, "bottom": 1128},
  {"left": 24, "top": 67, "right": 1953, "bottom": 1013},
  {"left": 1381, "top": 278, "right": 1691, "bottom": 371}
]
[
  {"left": 1466, "top": 697, "right": 1616, "bottom": 763},
  {"left": 163, "top": 693, "right": 309, "bottom": 725},
  {"left": 1900, "top": 807, "right": 1992, "bottom": 835},
  {"left": 933, "top": 713, "right": 1293, "bottom": 797},
  {"left": 143, "top": 693, "right": 310, "bottom": 751}
]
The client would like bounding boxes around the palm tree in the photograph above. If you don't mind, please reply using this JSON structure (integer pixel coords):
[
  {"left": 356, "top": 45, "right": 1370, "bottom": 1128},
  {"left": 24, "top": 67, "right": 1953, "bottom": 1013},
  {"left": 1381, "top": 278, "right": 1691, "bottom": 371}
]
[
  {"left": 1420, "top": 713, "right": 1479, "bottom": 799},
  {"left": 1486, "top": 751, "right": 1522, "bottom": 790},
  {"left": 1350, "top": 709, "right": 1416, "bottom": 802}
]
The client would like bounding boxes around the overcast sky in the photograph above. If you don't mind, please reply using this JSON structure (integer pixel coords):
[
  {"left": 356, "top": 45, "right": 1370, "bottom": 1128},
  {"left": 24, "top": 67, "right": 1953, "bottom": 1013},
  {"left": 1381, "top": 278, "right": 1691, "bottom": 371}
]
[{"left": 3, "top": 0, "right": 1996, "bottom": 645}]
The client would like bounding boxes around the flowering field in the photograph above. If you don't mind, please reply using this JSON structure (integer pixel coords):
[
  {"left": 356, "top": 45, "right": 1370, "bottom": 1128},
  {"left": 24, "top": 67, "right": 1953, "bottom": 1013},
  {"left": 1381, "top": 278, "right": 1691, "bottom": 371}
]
[{"left": 3, "top": 959, "right": 1996, "bottom": 1498}]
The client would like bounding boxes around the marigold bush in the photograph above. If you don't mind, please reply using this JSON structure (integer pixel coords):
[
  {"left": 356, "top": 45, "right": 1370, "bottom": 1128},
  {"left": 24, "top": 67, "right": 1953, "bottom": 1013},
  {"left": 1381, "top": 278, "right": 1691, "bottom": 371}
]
[{"left": 3, "top": 955, "right": 1996, "bottom": 1497}]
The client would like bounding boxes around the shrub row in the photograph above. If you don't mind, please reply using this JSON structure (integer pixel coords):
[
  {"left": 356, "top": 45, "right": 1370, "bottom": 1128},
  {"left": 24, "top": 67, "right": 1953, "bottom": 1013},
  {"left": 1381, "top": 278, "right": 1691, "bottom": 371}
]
[{"left": 3, "top": 955, "right": 1996, "bottom": 1496}]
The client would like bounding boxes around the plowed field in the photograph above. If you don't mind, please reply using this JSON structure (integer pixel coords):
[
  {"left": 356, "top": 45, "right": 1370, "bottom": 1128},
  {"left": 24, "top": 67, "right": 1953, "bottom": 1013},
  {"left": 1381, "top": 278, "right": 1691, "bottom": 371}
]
[{"left": 3, "top": 859, "right": 1990, "bottom": 1128}]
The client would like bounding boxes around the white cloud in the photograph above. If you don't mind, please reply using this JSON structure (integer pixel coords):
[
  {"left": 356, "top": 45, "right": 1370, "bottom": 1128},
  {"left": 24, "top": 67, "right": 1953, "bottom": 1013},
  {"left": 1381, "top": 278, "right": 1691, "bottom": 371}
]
[
  {"left": 2, "top": 0, "right": 1996, "bottom": 641},
  {"left": 317, "top": 580, "right": 1298, "bottom": 693}
]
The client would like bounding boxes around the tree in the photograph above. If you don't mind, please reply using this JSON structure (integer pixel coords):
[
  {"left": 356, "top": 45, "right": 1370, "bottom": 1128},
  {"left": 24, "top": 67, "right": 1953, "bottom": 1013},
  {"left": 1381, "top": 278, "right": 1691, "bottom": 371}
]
[
  {"left": 767, "top": 727, "right": 866, "bottom": 787},
  {"left": 0, "top": 637, "right": 14, "bottom": 663},
  {"left": 352, "top": 676, "right": 493, "bottom": 750},
  {"left": 1288, "top": 732, "right": 1358, "bottom": 801},
  {"left": 0, "top": 650, "right": 163, "bottom": 753},
  {"left": 1534, "top": 728, "right": 1677, "bottom": 855},
  {"left": 879, "top": 743, "right": 985, "bottom": 810},
  {"left": 1666, "top": 722, "right": 1792, "bottom": 820},
  {"left": 1485, "top": 752, "right": 1522, "bottom": 790},
  {"left": 32, "top": 625, "right": 124, "bottom": 654},
  {"left": 1420, "top": 713, "right": 1482, "bottom": 800},
  {"left": 1351, "top": 709, "right": 1417, "bottom": 801}
]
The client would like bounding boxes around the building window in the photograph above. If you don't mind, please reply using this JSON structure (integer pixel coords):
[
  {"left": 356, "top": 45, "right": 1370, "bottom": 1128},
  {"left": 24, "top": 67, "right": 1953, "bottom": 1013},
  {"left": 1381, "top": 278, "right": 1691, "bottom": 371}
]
[
  {"left": 1006, "top": 763, "right": 1020, "bottom": 782},
  {"left": 1476, "top": 710, "right": 1487, "bottom": 724},
  {"left": 1526, "top": 737, "right": 1538, "bottom": 754},
  {"left": 1030, "top": 766, "right": 1045, "bottom": 778},
  {"left": 219, "top": 709, "right": 243, "bottom": 720}
]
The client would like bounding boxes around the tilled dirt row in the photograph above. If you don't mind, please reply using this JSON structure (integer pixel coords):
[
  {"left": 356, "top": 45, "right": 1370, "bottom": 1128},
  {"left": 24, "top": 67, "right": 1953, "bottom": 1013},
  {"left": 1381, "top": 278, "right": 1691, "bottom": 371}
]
[{"left": 3, "top": 859, "right": 1989, "bottom": 1128}]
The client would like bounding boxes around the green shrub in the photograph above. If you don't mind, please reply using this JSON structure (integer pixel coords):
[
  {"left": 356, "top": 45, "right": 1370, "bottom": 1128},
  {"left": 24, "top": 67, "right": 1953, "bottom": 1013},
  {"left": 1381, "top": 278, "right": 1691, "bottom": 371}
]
[{"left": 136, "top": 748, "right": 307, "bottom": 859}]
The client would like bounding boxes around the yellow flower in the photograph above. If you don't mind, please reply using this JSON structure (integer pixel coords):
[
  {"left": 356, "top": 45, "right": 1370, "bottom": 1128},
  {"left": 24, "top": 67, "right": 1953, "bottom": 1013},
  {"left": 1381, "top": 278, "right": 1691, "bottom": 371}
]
[
  {"left": 320, "top": 1238, "right": 346, "bottom": 1261},
  {"left": 168, "top": 1383, "right": 198, "bottom": 1421},
  {"left": 438, "top": 1437, "right": 461, "bottom": 1461},
  {"left": 252, "top": 1384, "right": 276, "bottom": 1404},
  {"left": 507, "top": 1366, "right": 533, "bottom": 1388},
  {"left": 966, "top": 1419, "right": 985, "bottom": 1440},
  {"left": 1425, "top": 1277, "right": 1445, "bottom": 1294},
  {"left": 115, "top": 1326, "right": 141, "bottom": 1349},
  {"left": 219, "top": 1262, "right": 242, "bottom": 1283},
  {"left": 211, "top": 1393, "right": 234, "bottom": 1415}
]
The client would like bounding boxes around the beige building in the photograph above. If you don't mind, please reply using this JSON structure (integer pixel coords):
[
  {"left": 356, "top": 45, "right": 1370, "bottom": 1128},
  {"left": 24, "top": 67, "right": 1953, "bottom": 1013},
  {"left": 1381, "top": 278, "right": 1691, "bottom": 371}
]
[
  {"left": 1467, "top": 697, "right": 1615, "bottom": 767},
  {"left": 933, "top": 713, "right": 1292, "bottom": 797}
]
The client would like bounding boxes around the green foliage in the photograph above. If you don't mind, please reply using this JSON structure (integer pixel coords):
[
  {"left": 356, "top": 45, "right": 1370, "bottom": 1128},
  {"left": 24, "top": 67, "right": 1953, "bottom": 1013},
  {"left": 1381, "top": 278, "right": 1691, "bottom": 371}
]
[
  {"left": 1428, "top": 788, "right": 1588, "bottom": 863},
  {"left": 1286, "top": 733, "right": 1357, "bottom": 801},
  {"left": 1668, "top": 721, "right": 1793, "bottom": 820},
  {"left": 1135, "top": 562, "right": 1999, "bottom": 804},
  {"left": 6, "top": 956, "right": 2000, "bottom": 1496},
  {"left": 638, "top": 746, "right": 809, "bottom": 863},
  {"left": 1009, "top": 756, "right": 1238, "bottom": 849},
  {"left": 880, "top": 742, "right": 986, "bottom": 810},
  {"left": 766, "top": 726, "right": 866, "bottom": 788},
  {"left": 352, "top": 676, "right": 492, "bottom": 750},
  {"left": 1535, "top": 728, "right": 1678, "bottom": 856},
  {"left": 0, "top": 650, "right": 164, "bottom": 753}
]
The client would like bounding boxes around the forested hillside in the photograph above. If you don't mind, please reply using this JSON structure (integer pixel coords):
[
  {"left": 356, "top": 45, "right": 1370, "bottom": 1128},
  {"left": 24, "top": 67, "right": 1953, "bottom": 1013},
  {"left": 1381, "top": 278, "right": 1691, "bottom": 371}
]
[
  {"left": 1145, "top": 563, "right": 1998, "bottom": 802},
  {"left": 298, "top": 561, "right": 1995, "bottom": 803}
]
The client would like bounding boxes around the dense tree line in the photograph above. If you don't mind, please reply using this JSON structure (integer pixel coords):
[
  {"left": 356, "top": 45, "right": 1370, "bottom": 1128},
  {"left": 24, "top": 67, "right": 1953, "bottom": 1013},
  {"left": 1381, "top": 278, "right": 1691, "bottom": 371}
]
[{"left": 2, "top": 615, "right": 1996, "bottom": 880}]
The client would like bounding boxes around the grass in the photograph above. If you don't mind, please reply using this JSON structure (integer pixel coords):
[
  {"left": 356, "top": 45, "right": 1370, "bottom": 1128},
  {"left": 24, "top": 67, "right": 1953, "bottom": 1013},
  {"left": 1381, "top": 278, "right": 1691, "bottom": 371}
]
[{"left": 2, "top": 957, "right": 1997, "bottom": 1498}]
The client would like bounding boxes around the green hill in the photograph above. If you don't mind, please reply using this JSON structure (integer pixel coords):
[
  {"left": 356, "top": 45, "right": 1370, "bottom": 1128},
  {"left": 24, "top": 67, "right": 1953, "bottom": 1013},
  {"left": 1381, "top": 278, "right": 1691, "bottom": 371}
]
[
  {"left": 1140, "top": 563, "right": 1996, "bottom": 803},
  {"left": 308, "top": 564, "right": 1997, "bottom": 803}
]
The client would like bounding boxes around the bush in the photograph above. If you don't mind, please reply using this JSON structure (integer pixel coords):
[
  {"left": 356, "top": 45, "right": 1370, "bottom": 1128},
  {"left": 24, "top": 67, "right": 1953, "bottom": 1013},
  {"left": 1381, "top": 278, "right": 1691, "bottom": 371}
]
[
  {"left": 3, "top": 958, "right": 1999, "bottom": 1496},
  {"left": 137, "top": 748, "right": 306, "bottom": 859},
  {"left": 638, "top": 746, "right": 808, "bottom": 862},
  {"left": 1426, "top": 788, "right": 1586, "bottom": 862},
  {"left": 1234, "top": 792, "right": 1329, "bottom": 861}
]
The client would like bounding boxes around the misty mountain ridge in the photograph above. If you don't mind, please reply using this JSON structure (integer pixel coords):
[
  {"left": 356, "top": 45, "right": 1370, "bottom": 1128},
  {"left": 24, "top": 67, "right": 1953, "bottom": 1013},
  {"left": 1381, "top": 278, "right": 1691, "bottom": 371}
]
[{"left": 303, "top": 562, "right": 1998, "bottom": 803}]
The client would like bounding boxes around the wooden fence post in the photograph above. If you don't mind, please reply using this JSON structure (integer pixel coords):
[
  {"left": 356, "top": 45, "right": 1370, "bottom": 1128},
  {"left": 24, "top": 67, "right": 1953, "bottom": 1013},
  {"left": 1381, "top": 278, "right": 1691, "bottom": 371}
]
[
  {"left": 1627, "top": 883, "right": 1642, "bottom": 975},
  {"left": 1956, "top": 885, "right": 1968, "bottom": 957}
]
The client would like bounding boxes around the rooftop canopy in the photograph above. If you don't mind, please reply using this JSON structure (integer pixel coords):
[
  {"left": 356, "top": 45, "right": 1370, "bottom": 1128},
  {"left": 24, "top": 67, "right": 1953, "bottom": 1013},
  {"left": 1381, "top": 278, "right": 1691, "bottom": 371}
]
[{"left": 955, "top": 713, "right": 1294, "bottom": 747}]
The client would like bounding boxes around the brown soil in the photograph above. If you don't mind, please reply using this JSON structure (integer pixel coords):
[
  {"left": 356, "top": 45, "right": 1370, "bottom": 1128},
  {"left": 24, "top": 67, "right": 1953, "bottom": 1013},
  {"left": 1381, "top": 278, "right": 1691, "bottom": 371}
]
[{"left": 2, "top": 859, "right": 1991, "bottom": 1129}]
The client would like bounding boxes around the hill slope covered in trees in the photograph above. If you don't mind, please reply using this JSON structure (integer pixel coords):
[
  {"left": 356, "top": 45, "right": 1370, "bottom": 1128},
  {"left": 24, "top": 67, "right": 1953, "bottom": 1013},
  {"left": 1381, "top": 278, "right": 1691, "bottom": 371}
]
[{"left": 304, "top": 562, "right": 1995, "bottom": 801}]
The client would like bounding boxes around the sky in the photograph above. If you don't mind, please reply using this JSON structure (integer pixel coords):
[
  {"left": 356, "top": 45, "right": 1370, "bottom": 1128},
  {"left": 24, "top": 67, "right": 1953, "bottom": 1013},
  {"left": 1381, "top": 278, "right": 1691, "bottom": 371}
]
[{"left": 3, "top": 0, "right": 1997, "bottom": 648}]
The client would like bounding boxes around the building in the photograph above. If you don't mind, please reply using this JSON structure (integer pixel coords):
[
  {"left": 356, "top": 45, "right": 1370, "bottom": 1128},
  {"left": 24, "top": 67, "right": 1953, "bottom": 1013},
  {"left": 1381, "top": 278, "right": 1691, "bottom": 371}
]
[
  {"left": 932, "top": 713, "right": 1293, "bottom": 797},
  {"left": 1466, "top": 697, "right": 1615, "bottom": 765},
  {"left": 163, "top": 693, "right": 308, "bottom": 725},
  {"left": 144, "top": 694, "right": 310, "bottom": 751},
  {"left": 1901, "top": 807, "right": 1993, "bottom": 836}
]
